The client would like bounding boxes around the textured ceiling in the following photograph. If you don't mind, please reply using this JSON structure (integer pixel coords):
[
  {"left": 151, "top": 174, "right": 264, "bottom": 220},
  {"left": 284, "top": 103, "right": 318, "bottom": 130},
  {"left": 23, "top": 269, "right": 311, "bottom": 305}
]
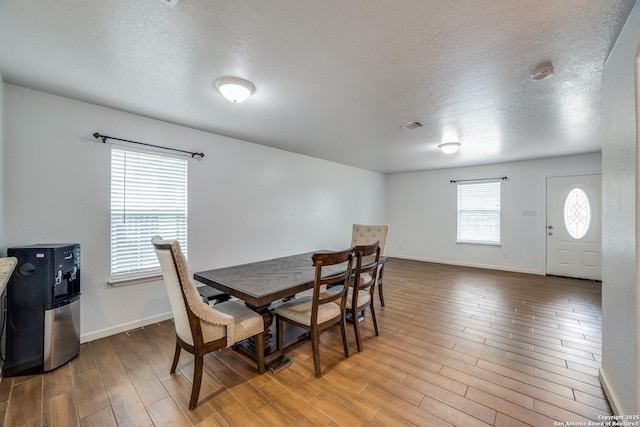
[{"left": 0, "top": 0, "right": 635, "bottom": 173}]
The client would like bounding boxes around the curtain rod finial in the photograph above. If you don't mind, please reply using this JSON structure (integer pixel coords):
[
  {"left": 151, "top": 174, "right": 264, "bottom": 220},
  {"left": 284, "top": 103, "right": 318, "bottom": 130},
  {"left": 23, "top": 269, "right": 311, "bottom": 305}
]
[{"left": 93, "top": 132, "right": 107, "bottom": 143}]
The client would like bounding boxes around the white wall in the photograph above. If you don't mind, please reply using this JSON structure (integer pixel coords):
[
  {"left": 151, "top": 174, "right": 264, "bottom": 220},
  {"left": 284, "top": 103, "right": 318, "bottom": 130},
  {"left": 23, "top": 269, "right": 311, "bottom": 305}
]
[
  {"left": 601, "top": 1, "right": 640, "bottom": 415},
  {"left": 4, "top": 84, "right": 386, "bottom": 341},
  {"left": 0, "top": 73, "right": 4, "bottom": 253},
  {"left": 386, "top": 153, "right": 601, "bottom": 274}
]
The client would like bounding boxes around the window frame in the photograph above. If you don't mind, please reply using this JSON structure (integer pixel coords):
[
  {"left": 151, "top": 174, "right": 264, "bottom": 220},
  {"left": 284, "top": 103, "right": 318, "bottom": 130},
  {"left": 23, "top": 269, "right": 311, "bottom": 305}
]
[
  {"left": 110, "top": 147, "right": 188, "bottom": 284},
  {"left": 456, "top": 180, "right": 502, "bottom": 246}
]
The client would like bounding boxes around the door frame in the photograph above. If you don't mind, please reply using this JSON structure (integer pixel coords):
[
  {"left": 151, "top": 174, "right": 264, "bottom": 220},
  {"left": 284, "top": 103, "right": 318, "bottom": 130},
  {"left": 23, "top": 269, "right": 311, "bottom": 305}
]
[{"left": 543, "top": 172, "right": 602, "bottom": 279}]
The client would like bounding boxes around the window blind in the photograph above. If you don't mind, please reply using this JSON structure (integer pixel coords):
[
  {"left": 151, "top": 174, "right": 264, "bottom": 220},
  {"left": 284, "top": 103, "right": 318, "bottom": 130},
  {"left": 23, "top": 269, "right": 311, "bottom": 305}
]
[
  {"left": 111, "top": 149, "right": 188, "bottom": 281},
  {"left": 457, "top": 181, "right": 501, "bottom": 244}
]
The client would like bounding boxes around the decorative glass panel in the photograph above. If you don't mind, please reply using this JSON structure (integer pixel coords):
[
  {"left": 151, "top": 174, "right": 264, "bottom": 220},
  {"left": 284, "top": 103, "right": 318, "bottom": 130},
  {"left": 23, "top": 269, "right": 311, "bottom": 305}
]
[{"left": 563, "top": 188, "right": 591, "bottom": 239}]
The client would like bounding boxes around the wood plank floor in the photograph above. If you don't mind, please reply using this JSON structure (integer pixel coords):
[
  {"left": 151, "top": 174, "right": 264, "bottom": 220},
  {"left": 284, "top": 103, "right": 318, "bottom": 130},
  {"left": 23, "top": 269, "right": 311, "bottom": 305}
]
[{"left": 0, "top": 258, "right": 610, "bottom": 426}]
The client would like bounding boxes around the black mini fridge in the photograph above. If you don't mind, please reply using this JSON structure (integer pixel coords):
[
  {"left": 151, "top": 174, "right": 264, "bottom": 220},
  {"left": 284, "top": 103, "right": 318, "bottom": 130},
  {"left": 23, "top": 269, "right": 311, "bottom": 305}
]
[{"left": 4, "top": 244, "right": 81, "bottom": 376}]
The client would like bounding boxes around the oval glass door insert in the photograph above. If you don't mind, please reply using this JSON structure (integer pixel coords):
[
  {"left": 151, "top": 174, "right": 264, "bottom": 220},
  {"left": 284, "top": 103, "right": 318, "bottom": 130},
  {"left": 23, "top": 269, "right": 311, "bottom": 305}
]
[{"left": 563, "top": 188, "right": 591, "bottom": 239}]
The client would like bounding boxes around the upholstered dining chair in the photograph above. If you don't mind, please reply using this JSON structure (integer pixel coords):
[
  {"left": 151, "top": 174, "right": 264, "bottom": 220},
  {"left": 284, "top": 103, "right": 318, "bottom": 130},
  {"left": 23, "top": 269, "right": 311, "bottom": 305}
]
[
  {"left": 351, "top": 224, "right": 390, "bottom": 305},
  {"left": 274, "top": 248, "right": 353, "bottom": 378},
  {"left": 151, "top": 236, "right": 265, "bottom": 410},
  {"left": 348, "top": 242, "right": 381, "bottom": 352}
]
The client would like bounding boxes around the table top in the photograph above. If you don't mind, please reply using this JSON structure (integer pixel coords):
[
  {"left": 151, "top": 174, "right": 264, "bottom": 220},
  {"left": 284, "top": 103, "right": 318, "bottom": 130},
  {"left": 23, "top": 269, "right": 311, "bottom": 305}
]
[{"left": 194, "top": 251, "right": 387, "bottom": 307}]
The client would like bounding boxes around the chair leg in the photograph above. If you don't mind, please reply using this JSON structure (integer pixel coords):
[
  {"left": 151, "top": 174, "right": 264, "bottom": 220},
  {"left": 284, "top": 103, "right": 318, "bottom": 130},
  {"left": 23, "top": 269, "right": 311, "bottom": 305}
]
[
  {"left": 311, "top": 330, "right": 322, "bottom": 378},
  {"left": 170, "top": 342, "right": 181, "bottom": 374},
  {"left": 378, "top": 265, "right": 386, "bottom": 306},
  {"left": 340, "top": 314, "right": 350, "bottom": 358},
  {"left": 255, "top": 331, "right": 266, "bottom": 374},
  {"left": 189, "top": 355, "right": 204, "bottom": 410},
  {"left": 352, "top": 308, "right": 363, "bottom": 352},
  {"left": 370, "top": 301, "right": 380, "bottom": 336}
]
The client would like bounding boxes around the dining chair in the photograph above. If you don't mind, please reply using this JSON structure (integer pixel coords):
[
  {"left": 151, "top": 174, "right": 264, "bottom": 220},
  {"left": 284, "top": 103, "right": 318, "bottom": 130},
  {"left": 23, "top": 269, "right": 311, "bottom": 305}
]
[
  {"left": 348, "top": 242, "right": 381, "bottom": 352},
  {"left": 351, "top": 224, "right": 390, "bottom": 306},
  {"left": 274, "top": 248, "right": 353, "bottom": 378},
  {"left": 151, "top": 236, "right": 265, "bottom": 410}
]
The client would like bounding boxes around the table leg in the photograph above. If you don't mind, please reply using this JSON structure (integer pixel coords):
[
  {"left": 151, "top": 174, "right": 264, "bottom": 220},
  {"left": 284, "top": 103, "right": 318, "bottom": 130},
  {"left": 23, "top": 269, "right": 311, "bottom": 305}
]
[{"left": 235, "top": 302, "right": 292, "bottom": 373}]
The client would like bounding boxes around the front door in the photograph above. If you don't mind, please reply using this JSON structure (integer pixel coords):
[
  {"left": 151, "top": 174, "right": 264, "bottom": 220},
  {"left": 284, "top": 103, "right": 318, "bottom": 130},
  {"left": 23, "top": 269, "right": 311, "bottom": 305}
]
[{"left": 546, "top": 174, "right": 602, "bottom": 280}]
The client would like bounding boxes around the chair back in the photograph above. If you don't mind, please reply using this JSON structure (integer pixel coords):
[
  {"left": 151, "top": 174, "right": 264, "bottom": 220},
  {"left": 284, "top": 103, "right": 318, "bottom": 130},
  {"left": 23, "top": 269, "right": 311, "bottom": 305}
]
[
  {"left": 152, "top": 236, "right": 207, "bottom": 346},
  {"left": 353, "top": 242, "right": 381, "bottom": 307},
  {"left": 351, "top": 224, "right": 389, "bottom": 255},
  {"left": 310, "top": 249, "right": 354, "bottom": 325}
]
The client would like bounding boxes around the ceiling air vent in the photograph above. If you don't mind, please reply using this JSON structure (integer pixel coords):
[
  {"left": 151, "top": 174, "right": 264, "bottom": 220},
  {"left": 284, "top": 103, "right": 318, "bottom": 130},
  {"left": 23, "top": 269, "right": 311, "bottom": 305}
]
[{"left": 397, "top": 121, "right": 423, "bottom": 130}]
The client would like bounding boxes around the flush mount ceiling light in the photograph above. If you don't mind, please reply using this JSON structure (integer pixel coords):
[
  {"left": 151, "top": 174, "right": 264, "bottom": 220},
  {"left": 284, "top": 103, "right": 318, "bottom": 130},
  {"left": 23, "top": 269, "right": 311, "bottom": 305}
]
[
  {"left": 438, "top": 142, "right": 461, "bottom": 154},
  {"left": 215, "top": 77, "right": 255, "bottom": 103},
  {"left": 531, "top": 62, "right": 554, "bottom": 81}
]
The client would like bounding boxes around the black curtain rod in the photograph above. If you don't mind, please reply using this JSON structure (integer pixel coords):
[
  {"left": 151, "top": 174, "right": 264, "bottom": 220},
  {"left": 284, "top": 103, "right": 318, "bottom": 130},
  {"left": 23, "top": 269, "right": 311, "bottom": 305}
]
[
  {"left": 450, "top": 176, "right": 507, "bottom": 183},
  {"left": 93, "top": 132, "right": 205, "bottom": 158}
]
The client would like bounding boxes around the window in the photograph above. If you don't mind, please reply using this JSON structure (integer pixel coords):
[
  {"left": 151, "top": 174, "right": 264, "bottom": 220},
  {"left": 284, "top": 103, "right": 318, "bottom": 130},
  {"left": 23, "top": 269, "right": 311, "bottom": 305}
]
[
  {"left": 457, "top": 181, "right": 501, "bottom": 245},
  {"left": 111, "top": 148, "right": 188, "bottom": 282}
]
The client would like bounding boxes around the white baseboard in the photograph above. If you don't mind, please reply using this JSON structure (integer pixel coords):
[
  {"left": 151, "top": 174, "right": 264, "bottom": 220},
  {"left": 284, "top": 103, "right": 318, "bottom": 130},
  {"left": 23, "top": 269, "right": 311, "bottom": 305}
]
[
  {"left": 80, "top": 311, "right": 173, "bottom": 343},
  {"left": 599, "top": 368, "right": 622, "bottom": 415},
  {"left": 387, "top": 254, "right": 544, "bottom": 276}
]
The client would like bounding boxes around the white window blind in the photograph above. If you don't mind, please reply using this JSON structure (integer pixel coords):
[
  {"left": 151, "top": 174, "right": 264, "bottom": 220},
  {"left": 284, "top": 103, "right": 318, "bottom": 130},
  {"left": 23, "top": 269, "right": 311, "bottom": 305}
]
[
  {"left": 111, "top": 149, "right": 188, "bottom": 281},
  {"left": 457, "top": 181, "right": 501, "bottom": 244}
]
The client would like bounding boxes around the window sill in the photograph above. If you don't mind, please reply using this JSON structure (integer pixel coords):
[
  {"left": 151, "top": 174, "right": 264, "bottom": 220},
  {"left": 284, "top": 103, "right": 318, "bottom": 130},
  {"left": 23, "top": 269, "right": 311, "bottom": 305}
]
[
  {"left": 109, "top": 273, "right": 163, "bottom": 287},
  {"left": 456, "top": 241, "right": 502, "bottom": 247}
]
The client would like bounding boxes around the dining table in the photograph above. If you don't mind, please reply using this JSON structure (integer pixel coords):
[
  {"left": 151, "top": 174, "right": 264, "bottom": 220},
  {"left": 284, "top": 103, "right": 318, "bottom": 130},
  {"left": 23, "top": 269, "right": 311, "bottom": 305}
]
[{"left": 193, "top": 251, "right": 388, "bottom": 372}]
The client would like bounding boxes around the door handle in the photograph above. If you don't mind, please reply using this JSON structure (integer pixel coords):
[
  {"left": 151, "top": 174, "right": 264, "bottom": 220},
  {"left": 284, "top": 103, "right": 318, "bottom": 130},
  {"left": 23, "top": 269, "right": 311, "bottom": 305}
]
[{"left": 547, "top": 225, "right": 553, "bottom": 230}]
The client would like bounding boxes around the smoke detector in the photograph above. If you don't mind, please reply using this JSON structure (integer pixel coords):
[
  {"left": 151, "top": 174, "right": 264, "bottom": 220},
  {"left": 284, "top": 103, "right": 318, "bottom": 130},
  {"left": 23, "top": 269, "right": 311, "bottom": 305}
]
[
  {"left": 159, "top": 0, "right": 181, "bottom": 7},
  {"left": 531, "top": 63, "right": 554, "bottom": 81},
  {"left": 397, "top": 121, "right": 423, "bottom": 130}
]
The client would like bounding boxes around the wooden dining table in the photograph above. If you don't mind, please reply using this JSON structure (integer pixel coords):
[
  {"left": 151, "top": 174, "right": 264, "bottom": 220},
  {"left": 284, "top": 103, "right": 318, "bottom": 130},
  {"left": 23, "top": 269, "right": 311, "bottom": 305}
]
[{"left": 193, "top": 251, "right": 387, "bottom": 372}]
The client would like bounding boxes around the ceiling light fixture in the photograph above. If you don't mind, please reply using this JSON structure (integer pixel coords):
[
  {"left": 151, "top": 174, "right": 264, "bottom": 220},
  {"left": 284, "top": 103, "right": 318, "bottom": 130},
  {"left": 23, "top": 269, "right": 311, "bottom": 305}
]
[
  {"left": 438, "top": 142, "right": 461, "bottom": 154},
  {"left": 215, "top": 77, "right": 255, "bottom": 103}
]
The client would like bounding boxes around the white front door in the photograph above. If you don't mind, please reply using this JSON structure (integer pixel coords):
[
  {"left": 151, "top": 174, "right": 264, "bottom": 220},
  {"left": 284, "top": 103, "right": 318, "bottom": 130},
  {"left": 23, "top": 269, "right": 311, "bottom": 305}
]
[{"left": 546, "top": 174, "right": 602, "bottom": 280}]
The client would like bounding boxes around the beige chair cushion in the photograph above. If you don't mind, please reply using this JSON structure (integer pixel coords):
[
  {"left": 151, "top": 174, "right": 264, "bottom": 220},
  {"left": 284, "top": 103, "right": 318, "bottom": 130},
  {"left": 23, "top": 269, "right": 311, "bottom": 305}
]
[
  {"left": 359, "top": 272, "right": 373, "bottom": 284},
  {"left": 351, "top": 224, "right": 389, "bottom": 255},
  {"left": 215, "top": 300, "right": 264, "bottom": 343},
  {"left": 275, "top": 296, "right": 341, "bottom": 326},
  {"left": 345, "top": 288, "right": 371, "bottom": 309}
]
